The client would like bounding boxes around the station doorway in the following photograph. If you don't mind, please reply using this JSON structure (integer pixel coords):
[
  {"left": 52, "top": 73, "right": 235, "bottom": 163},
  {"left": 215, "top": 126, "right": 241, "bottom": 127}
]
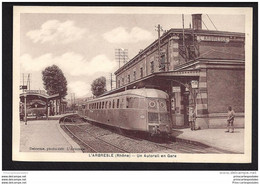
[{"left": 169, "top": 83, "right": 198, "bottom": 128}]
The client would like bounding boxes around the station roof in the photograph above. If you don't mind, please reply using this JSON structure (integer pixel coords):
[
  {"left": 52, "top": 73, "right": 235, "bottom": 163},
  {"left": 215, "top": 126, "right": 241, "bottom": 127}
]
[
  {"left": 20, "top": 91, "right": 60, "bottom": 102},
  {"left": 100, "top": 70, "right": 200, "bottom": 97}
]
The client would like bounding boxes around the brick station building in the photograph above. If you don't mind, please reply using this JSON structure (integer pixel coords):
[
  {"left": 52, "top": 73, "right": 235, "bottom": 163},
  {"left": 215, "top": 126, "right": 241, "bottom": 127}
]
[{"left": 106, "top": 14, "right": 245, "bottom": 129}]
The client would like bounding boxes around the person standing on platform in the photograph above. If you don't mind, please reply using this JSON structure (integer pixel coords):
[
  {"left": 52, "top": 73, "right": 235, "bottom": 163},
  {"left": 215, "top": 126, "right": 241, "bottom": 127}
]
[
  {"left": 226, "top": 106, "right": 235, "bottom": 133},
  {"left": 189, "top": 107, "right": 196, "bottom": 131}
]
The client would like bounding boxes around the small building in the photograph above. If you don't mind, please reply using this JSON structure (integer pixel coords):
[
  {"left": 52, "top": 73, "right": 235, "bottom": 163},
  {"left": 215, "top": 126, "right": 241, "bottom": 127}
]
[
  {"left": 106, "top": 14, "right": 245, "bottom": 129},
  {"left": 20, "top": 90, "right": 68, "bottom": 121}
]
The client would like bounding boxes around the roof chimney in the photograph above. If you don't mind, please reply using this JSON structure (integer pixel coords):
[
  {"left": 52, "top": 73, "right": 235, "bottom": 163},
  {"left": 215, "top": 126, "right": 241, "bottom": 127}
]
[{"left": 192, "top": 14, "right": 202, "bottom": 30}]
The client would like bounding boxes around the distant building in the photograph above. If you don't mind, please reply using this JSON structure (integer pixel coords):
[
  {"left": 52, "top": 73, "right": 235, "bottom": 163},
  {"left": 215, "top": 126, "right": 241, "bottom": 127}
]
[
  {"left": 20, "top": 90, "right": 68, "bottom": 121},
  {"left": 105, "top": 14, "right": 245, "bottom": 129}
]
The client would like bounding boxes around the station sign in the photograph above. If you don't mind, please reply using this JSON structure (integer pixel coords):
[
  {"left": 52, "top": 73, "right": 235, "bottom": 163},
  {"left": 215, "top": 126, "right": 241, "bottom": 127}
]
[
  {"left": 191, "top": 80, "right": 199, "bottom": 89},
  {"left": 172, "top": 86, "right": 181, "bottom": 93},
  {"left": 197, "top": 35, "right": 230, "bottom": 43},
  {"left": 20, "top": 85, "right": 27, "bottom": 90}
]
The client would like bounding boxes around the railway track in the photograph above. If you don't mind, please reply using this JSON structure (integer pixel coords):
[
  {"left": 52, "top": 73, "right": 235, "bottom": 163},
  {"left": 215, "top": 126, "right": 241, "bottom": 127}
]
[
  {"left": 60, "top": 115, "right": 229, "bottom": 154},
  {"left": 62, "top": 123, "right": 98, "bottom": 153},
  {"left": 61, "top": 116, "right": 129, "bottom": 153}
]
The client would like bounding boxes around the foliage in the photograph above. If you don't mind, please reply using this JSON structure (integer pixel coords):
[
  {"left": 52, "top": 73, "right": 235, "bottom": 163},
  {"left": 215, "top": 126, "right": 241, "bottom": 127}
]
[
  {"left": 42, "top": 65, "right": 68, "bottom": 99},
  {"left": 91, "top": 76, "right": 107, "bottom": 97}
]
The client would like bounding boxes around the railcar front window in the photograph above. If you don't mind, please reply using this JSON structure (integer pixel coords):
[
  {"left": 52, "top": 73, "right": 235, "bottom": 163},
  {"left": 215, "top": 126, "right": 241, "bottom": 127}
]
[
  {"left": 126, "top": 97, "right": 139, "bottom": 108},
  {"left": 148, "top": 99, "right": 157, "bottom": 110},
  {"left": 159, "top": 100, "right": 167, "bottom": 111}
]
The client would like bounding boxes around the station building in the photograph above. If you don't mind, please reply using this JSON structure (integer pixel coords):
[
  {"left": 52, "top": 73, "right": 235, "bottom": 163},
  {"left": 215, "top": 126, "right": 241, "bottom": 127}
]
[{"left": 106, "top": 14, "right": 245, "bottom": 129}]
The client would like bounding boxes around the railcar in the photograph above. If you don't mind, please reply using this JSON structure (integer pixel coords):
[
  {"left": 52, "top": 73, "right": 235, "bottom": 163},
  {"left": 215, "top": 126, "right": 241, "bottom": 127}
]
[{"left": 78, "top": 88, "right": 172, "bottom": 135}]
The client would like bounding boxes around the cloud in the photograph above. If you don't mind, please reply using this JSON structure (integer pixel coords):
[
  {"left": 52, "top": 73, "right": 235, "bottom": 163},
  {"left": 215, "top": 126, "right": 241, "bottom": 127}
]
[
  {"left": 20, "top": 52, "right": 117, "bottom": 76},
  {"left": 26, "top": 20, "right": 86, "bottom": 44},
  {"left": 103, "top": 26, "right": 153, "bottom": 43},
  {"left": 68, "top": 81, "right": 91, "bottom": 97}
]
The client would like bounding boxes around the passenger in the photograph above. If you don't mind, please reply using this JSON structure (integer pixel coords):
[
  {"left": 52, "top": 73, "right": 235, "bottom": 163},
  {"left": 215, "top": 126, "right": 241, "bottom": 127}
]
[{"left": 226, "top": 106, "right": 235, "bottom": 133}]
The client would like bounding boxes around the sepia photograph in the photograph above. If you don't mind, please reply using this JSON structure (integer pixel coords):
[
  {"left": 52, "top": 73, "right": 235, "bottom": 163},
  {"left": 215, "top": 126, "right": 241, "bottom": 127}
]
[{"left": 11, "top": 5, "right": 253, "bottom": 163}]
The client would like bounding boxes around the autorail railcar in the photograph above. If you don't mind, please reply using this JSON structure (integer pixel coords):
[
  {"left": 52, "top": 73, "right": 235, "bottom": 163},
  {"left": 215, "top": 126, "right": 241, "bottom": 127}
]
[{"left": 78, "top": 88, "right": 172, "bottom": 135}]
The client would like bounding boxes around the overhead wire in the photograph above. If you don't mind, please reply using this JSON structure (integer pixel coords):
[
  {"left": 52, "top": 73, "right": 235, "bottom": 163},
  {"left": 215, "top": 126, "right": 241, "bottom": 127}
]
[
  {"left": 206, "top": 14, "right": 218, "bottom": 31},
  {"left": 202, "top": 20, "right": 209, "bottom": 30}
]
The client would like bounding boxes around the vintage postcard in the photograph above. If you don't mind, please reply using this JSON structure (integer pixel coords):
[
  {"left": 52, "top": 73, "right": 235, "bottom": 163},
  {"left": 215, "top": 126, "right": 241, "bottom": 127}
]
[{"left": 13, "top": 6, "right": 253, "bottom": 163}]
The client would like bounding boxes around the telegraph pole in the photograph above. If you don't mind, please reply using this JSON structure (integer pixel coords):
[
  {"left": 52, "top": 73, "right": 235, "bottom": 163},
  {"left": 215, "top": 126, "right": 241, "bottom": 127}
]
[
  {"left": 23, "top": 74, "right": 24, "bottom": 93},
  {"left": 182, "top": 14, "right": 187, "bottom": 62},
  {"left": 71, "top": 93, "right": 74, "bottom": 113},
  {"left": 157, "top": 24, "right": 161, "bottom": 56},
  {"left": 74, "top": 93, "right": 76, "bottom": 113},
  {"left": 27, "top": 74, "right": 30, "bottom": 91},
  {"left": 155, "top": 24, "right": 163, "bottom": 71},
  {"left": 115, "top": 48, "right": 128, "bottom": 69},
  {"left": 110, "top": 73, "right": 116, "bottom": 90},
  {"left": 111, "top": 73, "right": 113, "bottom": 90}
]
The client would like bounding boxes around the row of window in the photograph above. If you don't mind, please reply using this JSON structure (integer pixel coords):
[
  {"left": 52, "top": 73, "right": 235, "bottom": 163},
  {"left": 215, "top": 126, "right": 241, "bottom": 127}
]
[
  {"left": 118, "top": 66, "right": 145, "bottom": 88},
  {"left": 117, "top": 54, "right": 167, "bottom": 88},
  {"left": 89, "top": 98, "right": 121, "bottom": 110},
  {"left": 87, "top": 97, "right": 147, "bottom": 110}
]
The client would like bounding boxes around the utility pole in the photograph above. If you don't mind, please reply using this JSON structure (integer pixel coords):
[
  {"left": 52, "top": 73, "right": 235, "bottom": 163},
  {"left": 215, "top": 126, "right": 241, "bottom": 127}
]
[
  {"left": 155, "top": 24, "right": 164, "bottom": 71},
  {"left": 71, "top": 93, "right": 74, "bottom": 113},
  {"left": 74, "top": 93, "right": 76, "bottom": 113},
  {"left": 110, "top": 73, "right": 116, "bottom": 90},
  {"left": 182, "top": 14, "right": 187, "bottom": 62},
  {"left": 27, "top": 74, "right": 30, "bottom": 91},
  {"left": 115, "top": 48, "right": 128, "bottom": 69},
  {"left": 23, "top": 73, "right": 24, "bottom": 93},
  {"left": 21, "top": 73, "right": 31, "bottom": 92}
]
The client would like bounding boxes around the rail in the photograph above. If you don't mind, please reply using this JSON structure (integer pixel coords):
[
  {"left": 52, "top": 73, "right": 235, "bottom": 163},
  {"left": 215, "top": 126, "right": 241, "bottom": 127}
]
[
  {"left": 62, "top": 117, "right": 98, "bottom": 152},
  {"left": 62, "top": 115, "right": 129, "bottom": 153}
]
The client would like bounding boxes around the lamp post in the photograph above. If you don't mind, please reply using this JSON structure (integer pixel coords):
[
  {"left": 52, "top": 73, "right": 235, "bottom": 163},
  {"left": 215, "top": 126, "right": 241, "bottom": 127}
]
[{"left": 24, "top": 94, "right": 27, "bottom": 125}]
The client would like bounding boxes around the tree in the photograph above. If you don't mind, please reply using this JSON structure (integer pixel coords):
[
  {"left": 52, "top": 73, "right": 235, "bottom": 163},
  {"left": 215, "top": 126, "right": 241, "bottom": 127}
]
[
  {"left": 91, "top": 76, "right": 107, "bottom": 97},
  {"left": 42, "top": 65, "right": 68, "bottom": 110}
]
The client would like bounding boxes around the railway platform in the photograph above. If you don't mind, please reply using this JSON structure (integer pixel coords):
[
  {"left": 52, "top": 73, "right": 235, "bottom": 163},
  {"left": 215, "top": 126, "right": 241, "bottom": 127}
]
[
  {"left": 171, "top": 128, "right": 244, "bottom": 153},
  {"left": 20, "top": 114, "right": 244, "bottom": 154},
  {"left": 20, "top": 118, "right": 82, "bottom": 153}
]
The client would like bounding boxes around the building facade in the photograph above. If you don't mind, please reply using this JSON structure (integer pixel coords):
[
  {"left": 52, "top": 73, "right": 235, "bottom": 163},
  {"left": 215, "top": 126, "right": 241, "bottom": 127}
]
[{"left": 108, "top": 14, "right": 245, "bottom": 129}]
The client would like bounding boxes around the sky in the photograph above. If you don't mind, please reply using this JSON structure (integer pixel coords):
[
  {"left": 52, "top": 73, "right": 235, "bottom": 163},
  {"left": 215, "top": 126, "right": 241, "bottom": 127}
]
[{"left": 20, "top": 13, "right": 245, "bottom": 99}]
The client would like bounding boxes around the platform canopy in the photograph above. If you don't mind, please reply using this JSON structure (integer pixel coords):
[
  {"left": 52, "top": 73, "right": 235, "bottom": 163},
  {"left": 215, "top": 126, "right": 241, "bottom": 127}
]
[{"left": 19, "top": 90, "right": 60, "bottom": 103}]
